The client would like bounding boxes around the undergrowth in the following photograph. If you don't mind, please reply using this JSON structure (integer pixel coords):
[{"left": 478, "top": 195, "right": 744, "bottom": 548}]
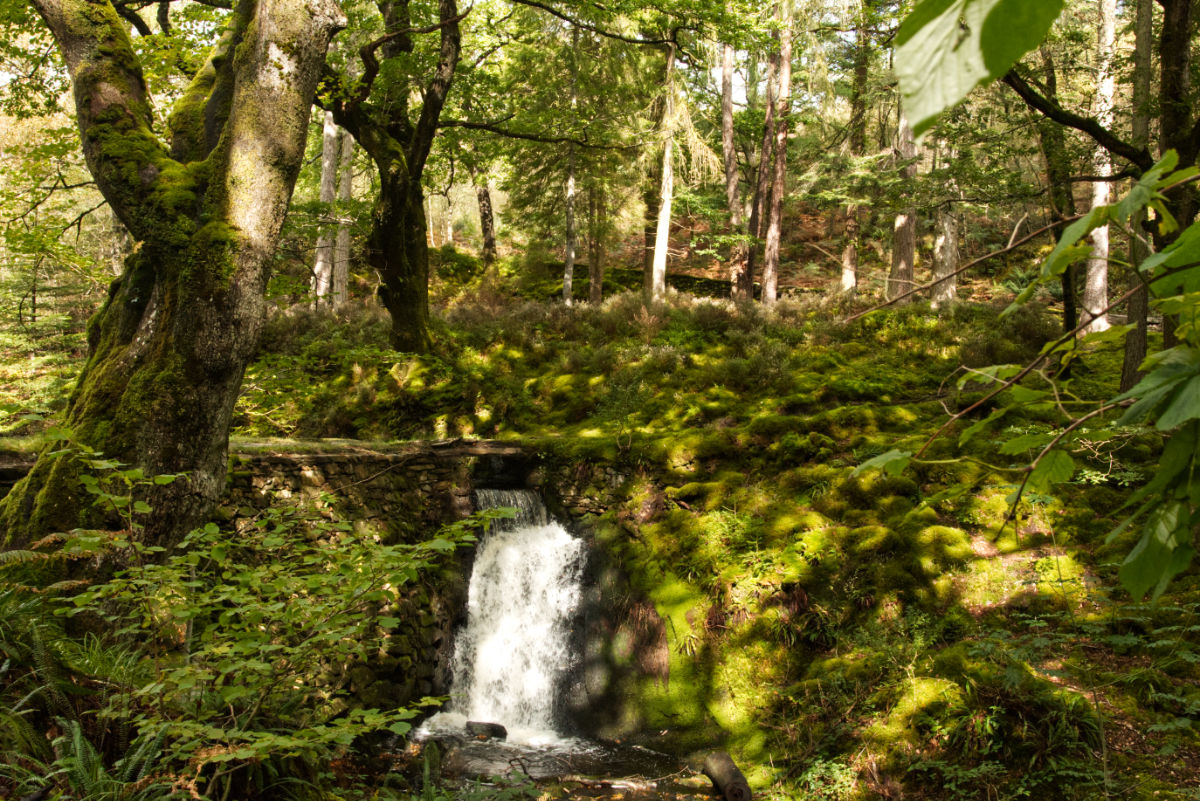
[{"left": 4, "top": 255, "right": 1199, "bottom": 799}]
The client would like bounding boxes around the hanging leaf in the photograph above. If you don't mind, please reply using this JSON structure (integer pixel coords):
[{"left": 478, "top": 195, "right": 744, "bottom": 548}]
[
  {"left": 1025, "top": 449, "right": 1074, "bottom": 495},
  {"left": 1120, "top": 501, "right": 1195, "bottom": 601},
  {"left": 896, "top": 0, "right": 1065, "bottom": 137}
]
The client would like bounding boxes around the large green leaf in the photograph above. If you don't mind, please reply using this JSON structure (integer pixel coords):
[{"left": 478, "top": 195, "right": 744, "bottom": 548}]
[
  {"left": 1120, "top": 501, "right": 1196, "bottom": 601},
  {"left": 896, "top": 0, "right": 1065, "bottom": 137},
  {"left": 1025, "top": 449, "right": 1074, "bottom": 495}
]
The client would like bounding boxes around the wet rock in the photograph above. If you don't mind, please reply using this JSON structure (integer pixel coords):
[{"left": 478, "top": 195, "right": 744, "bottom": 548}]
[{"left": 465, "top": 721, "right": 508, "bottom": 741}]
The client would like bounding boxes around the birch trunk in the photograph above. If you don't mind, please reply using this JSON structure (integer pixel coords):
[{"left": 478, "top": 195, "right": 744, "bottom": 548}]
[
  {"left": 313, "top": 109, "right": 339, "bottom": 305},
  {"left": 888, "top": 110, "right": 917, "bottom": 302},
  {"left": 648, "top": 44, "right": 676, "bottom": 302},
  {"left": 1082, "top": 0, "right": 1116, "bottom": 333},
  {"left": 931, "top": 204, "right": 959, "bottom": 308},
  {"left": 332, "top": 131, "right": 353, "bottom": 306}
]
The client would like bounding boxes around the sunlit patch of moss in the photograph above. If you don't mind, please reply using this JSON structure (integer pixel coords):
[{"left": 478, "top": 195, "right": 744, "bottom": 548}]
[
  {"left": 1033, "top": 551, "right": 1089, "bottom": 608},
  {"left": 864, "top": 676, "right": 963, "bottom": 750}
]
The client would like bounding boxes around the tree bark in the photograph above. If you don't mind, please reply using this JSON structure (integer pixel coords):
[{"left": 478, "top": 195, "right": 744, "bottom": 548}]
[
  {"left": 313, "top": 109, "right": 339, "bottom": 306},
  {"left": 1, "top": 0, "right": 343, "bottom": 548},
  {"left": 470, "top": 165, "right": 497, "bottom": 268},
  {"left": 1121, "top": 0, "right": 1154, "bottom": 392},
  {"left": 702, "top": 752, "right": 752, "bottom": 801},
  {"left": 330, "top": 0, "right": 461, "bottom": 353},
  {"left": 761, "top": 0, "right": 792, "bottom": 307},
  {"left": 332, "top": 130, "right": 354, "bottom": 306},
  {"left": 588, "top": 185, "right": 605, "bottom": 304},
  {"left": 1082, "top": 0, "right": 1116, "bottom": 334},
  {"left": 1033, "top": 47, "right": 1079, "bottom": 334},
  {"left": 841, "top": 2, "right": 871, "bottom": 295},
  {"left": 722, "top": 43, "right": 749, "bottom": 300},
  {"left": 743, "top": 48, "right": 779, "bottom": 301},
  {"left": 648, "top": 44, "right": 676, "bottom": 303},
  {"left": 563, "top": 143, "right": 578, "bottom": 305},
  {"left": 931, "top": 204, "right": 959, "bottom": 308},
  {"left": 888, "top": 109, "right": 917, "bottom": 302}
]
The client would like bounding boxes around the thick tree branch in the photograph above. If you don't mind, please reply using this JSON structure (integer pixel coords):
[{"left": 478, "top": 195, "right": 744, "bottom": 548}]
[
  {"left": 30, "top": 0, "right": 175, "bottom": 240},
  {"left": 1003, "top": 69, "right": 1153, "bottom": 172},
  {"left": 407, "top": 0, "right": 463, "bottom": 179},
  {"left": 354, "top": 7, "right": 469, "bottom": 107}
]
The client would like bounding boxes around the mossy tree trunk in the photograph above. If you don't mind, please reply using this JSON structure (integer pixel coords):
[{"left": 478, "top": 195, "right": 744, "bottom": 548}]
[
  {"left": 328, "top": 0, "right": 461, "bottom": 353},
  {"left": 1, "top": 0, "right": 344, "bottom": 548}
]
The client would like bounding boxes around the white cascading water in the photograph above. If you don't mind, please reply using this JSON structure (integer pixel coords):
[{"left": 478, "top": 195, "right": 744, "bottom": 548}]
[{"left": 423, "top": 489, "right": 586, "bottom": 745}]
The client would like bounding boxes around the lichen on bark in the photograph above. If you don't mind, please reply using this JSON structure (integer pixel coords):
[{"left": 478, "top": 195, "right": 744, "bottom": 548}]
[{"left": 2, "top": 0, "right": 345, "bottom": 550}]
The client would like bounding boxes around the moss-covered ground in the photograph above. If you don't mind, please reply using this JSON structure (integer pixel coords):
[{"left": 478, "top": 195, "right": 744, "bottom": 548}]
[{"left": 4, "top": 252, "right": 1199, "bottom": 799}]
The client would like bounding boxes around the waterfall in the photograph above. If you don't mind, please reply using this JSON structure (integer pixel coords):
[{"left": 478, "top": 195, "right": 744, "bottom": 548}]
[{"left": 424, "top": 489, "right": 586, "bottom": 745}]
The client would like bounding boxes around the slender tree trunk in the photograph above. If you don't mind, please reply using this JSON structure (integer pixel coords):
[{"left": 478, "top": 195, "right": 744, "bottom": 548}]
[
  {"left": 1121, "top": 0, "right": 1154, "bottom": 392},
  {"left": 1082, "top": 0, "right": 1116, "bottom": 333},
  {"left": 648, "top": 44, "right": 676, "bottom": 302},
  {"left": 643, "top": 160, "right": 661, "bottom": 288},
  {"left": 931, "top": 204, "right": 959, "bottom": 308},
  {"left": 841, "top": 2, "right": 871, "bottom": 295},
  {"left": 722, "top": 42, "right": 749, "bottom": 299},
  {"left": 588, "top": 185, "right": 605, "bottom": 304},
  {"left": 563, "top": 144, "right": 577, "bottom": 305},
  {"left": 762, "top": 1, "right": 792, "bottom": 307},
  {"left": 1, "top": 0, "right": 343, "bottom": 548},
  {"left": 744, "top": 48, "right": 779, "bottom": 300},
  {"left": 888, "top": 109, "right": 917, "bottom": 302},
  {"left": 332, "top": 131, "right": 353, "bottom": 306},
  {"left": 470, "top": 166, "right": 497, "bottom": 268},
  {"left": 1034, "top": 47, "right": 1079, "bottom": 333},
  {"left": 313, "top": 109, "right": 339, "bottom": 306}
]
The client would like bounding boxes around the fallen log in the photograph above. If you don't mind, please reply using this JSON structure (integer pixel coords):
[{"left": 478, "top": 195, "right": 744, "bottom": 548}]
[{"left": 702, "top": 751, "right": 751, "bottom": 801}]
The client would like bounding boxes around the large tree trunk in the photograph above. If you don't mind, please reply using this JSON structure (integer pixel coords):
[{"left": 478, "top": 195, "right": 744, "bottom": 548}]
[
  {"left": 1121, "top": 0, "right": 1154, "bottom": 392},
  {"left": 313, "top": 110, "right": 340, "bottom": 306},
  {"left": 761, "top": 0, "right": 792, "bottom": 307},
  {"left": 372, "top": 177, "right": 433, "bottom": 352},
  {"left": 888, "top": 110, "right": 917, "bottom": 302},
  {"left": 1, "top": 0, "right": 343, "bottom": 548},
  {"left": 1082, "top": 0, "right": 1116, "bottom": 334},
  {"left": 332, "top": 130, "right": 354, "bottom": 305},
  {"left": 331, "top": 0, "right": 461, "bottom": 353},
  {"left": 722, "top": 43, "right": 749, "bottom": 300}
]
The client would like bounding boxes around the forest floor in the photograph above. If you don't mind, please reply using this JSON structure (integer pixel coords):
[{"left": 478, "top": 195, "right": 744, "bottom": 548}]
[{"left": 2, "top": 250, "right": 1199, "bottom": 800}]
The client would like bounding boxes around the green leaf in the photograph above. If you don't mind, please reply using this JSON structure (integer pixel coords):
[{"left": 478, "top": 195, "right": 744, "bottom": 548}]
[
  {"left": 896, "top": 0, "right": 1065, "bottom": 137},
  {"left": 999, "top": 431, "right": 1053, "bottom": 455},
  {"left": 133, "top": 500, "right": 152, "bottom": 514},
  {"left": 851, "top": 449, "right": 912, "bottom": 478},
  {"left": 388, "top": 721, "right": 411, "bottom": 735},
  {"left": 1120, "top": 501, "right": 1195, "bottom": 601},
  {"left": 1156, "top": 375, "right": 1200, "bottom": 430},
  {"left": 377, "top": 616, "right": 400, "bottom": 629},
  {"left": 1025, "top": 449, "right": 1074, "bottom": 494}
]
